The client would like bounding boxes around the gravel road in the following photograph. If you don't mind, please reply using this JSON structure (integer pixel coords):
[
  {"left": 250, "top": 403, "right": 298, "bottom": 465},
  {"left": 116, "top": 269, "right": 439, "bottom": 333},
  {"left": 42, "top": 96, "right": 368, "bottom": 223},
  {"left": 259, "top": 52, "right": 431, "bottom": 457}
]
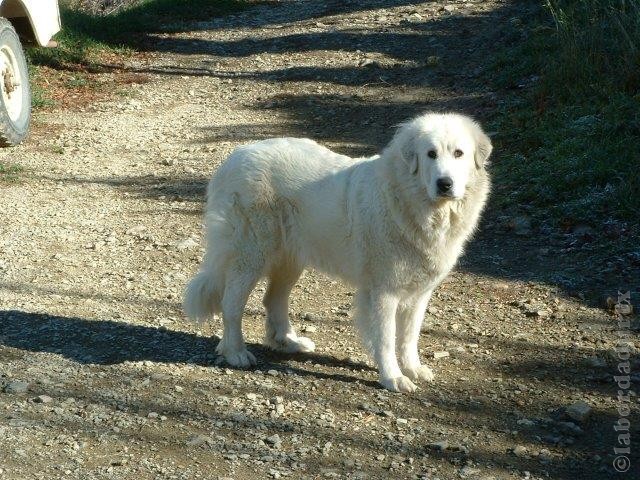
[{"left": 1, "top": 1, "right": 638, "bottom": 479}]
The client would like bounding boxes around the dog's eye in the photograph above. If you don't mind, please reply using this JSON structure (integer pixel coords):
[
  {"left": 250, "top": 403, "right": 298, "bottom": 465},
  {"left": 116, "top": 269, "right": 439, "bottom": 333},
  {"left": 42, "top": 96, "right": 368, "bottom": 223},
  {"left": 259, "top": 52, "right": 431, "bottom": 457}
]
[
  {"left": 427, "top": 150, "right": 437, "bottom": 159},
  {"left": 454, "top": 149, "right": 464, "bottom": 158}
]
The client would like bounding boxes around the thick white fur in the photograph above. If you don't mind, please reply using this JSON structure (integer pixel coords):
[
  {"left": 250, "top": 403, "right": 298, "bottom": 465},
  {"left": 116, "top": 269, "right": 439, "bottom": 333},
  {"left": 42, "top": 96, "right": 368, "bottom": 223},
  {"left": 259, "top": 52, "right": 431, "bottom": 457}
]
[{"left": 184, "top": 112, "right": 492, "bottom": 392}]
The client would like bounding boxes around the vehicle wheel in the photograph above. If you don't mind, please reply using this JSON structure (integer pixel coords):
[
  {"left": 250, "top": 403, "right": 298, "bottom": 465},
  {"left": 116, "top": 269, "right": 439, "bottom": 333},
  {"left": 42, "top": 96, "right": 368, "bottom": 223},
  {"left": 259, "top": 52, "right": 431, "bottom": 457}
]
[{"left": 0, "top": 17, "right": 31, "bottom": 147}]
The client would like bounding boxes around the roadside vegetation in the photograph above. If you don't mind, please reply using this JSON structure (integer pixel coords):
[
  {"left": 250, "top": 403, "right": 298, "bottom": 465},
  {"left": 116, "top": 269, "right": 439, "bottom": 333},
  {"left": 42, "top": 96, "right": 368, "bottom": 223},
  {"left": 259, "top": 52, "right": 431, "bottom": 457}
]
[
  {"left": 29, "top": 0, "right": 248, "bottom": 68},
  {"left": 0, "top": 162, "right": 22, "bottom": 181},
  {"left": 25, "top": 0, "right": 249, "bottom": 108},
  {"left": 492, "top": 0, "right": 639, "bottom": 227}
]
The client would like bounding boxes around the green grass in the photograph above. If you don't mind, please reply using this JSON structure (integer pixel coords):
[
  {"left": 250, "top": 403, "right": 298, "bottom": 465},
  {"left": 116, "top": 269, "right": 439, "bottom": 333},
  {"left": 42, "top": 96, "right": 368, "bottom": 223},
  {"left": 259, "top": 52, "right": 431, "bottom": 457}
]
[
  {"left": 27, "top": 0, "right": 249, "bottom": 72},
  {"left": 0, "top": 162, "right": 23, "bottom": 182},
  {"left": 25, "top": 0, "right": 249, "bottom": 108},
  {"left": 491, "top": 0, "right": 640, "bottom": 226},
  {"left": 28, "top": 66, "right": 55, "bottom": 108}
]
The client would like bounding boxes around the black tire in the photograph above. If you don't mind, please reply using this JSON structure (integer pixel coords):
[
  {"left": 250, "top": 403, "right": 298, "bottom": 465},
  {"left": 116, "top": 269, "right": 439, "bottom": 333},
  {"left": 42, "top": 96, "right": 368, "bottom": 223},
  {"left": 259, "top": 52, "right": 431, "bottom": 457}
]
[{"left": 0, "top": 17, "right": 31, "bottom": 147}]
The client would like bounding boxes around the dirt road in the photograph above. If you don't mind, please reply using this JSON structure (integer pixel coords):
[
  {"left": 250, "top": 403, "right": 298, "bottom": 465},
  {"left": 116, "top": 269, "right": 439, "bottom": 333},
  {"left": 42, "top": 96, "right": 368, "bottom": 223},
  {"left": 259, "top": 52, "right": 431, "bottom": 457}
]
[{"left": 1, "top": 1, "right": 637, "bottom": 479}]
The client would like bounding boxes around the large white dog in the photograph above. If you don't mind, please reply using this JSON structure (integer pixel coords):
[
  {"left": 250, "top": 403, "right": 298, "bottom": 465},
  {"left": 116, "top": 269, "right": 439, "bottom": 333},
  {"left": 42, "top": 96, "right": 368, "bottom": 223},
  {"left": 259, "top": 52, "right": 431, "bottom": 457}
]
[{"left": 185, "top": 112, "right": 492, "bottom": 392}]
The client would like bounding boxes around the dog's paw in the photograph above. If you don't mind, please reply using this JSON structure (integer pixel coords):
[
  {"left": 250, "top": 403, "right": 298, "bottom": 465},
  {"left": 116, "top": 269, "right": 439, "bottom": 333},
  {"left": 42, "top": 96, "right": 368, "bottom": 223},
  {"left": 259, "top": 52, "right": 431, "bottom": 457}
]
[
  {"left": 264, "top": 334, "right": 315, "bottom": 354},
  {"left": 379, "top": 375, "right": 417, "bottom": 393},
  {"left": 402, "top": 365, "right": 435, "bottom": 383},
  {"left": 219, "top": 349, "right": 256, "bottom": 368},
  {"left": 288, "top": 335, "right": 315, "bottom": 353}
]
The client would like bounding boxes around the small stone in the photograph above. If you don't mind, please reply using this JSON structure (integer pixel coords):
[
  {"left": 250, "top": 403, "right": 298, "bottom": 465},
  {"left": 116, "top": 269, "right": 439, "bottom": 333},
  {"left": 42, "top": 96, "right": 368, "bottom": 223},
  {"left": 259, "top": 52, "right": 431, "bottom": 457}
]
[
  {"left": 396, "top": 418, "right": 408, "bottom": 425},
  {"left": 517, "top": 418, "right": 535, "bottom": 427},
  {"left": 34, "top": 395, "right": 53, "bottom": 404},
  {"left": 460, "top": 466, "right": 481, "bottom": 477},
  {"left": 3, "top": 381, "right": 29, "bottom": 394},
  {"left": 265, "top": 434, "right": 281, "bottom": 445},
  {"left": 433, "top": 351, "right": 450, "bottom": 359},
  {"left": 303, "top": 312, "right": 319, "bottom": 322},
  {"left": 186, "top": 434, "right": 212, "bottom": 447},
  {"left": 430, "top": 440, "right": 448, "bottom": 451},
  {"left": 174, "top": 385, "right": 184, "bottom": 393},
  {"left": 557, "top": 421, "right": 583, "bottom": 435},
  {"left": 126, "top": 225, "right": 146, "bottom": 235},
  {"left": 161, "top": 158, "right": 174, "bottom": 166},
  {"left": 566, "top": 401, "right": 592, "bottom": 422},
  {"left": 302, "top": 325, "right": 317, "bottom": 333},
  {"left": 176, "top": 238, "right": 198, "bottom": 251},
  {"left": 267, "top": 369, "right": 279, "bottom": 376},
  {"left": 246, "top": 393, "right": 258, "bottom": 401},
  {"left": 538, "top": 448, "right": 552, "bottom": 461},
  {"left": 513, "top": 445, "right": 528, "bottom": 457}
]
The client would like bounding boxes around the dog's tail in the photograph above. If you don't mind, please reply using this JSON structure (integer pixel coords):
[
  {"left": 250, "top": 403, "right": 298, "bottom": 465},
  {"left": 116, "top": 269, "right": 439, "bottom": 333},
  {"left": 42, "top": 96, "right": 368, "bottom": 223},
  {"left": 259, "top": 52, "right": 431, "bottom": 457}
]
[{"left": 184, "top": 269, "right": 223, "bottom": 323}]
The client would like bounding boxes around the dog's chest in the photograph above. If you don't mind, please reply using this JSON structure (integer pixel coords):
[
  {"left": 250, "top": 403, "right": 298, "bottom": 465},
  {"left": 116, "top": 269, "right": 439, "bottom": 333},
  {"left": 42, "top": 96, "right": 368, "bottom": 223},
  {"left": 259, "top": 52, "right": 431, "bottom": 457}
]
[{"left": 400, "top": 209, "right": 468, "bottom": 284}]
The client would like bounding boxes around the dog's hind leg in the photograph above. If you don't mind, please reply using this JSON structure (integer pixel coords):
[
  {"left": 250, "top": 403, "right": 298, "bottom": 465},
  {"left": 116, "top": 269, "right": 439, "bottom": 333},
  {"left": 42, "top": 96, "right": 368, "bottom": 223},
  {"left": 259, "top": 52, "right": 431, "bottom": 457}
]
[
  {"left": 263, "top": 261, "right": 315, "bottom": 353},
  {"left": 216, "top": 262, "right": 261, "bottom": 368},
  {"left": 396, "top": 290, "right": 434, "bottom": 383}
]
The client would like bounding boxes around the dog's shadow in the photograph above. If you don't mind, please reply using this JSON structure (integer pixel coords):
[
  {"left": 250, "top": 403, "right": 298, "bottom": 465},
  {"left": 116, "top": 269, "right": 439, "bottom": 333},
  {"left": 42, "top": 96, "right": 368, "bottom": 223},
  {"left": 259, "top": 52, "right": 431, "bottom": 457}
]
[{"left": 0, "top": 310, "right": 379, "bottom": 387}]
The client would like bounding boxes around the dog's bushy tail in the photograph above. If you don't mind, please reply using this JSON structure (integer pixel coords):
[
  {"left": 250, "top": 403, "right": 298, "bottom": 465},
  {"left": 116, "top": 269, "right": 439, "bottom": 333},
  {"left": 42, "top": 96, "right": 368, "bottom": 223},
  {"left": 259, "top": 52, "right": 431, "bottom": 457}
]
[{"left": 184, "top": 269, "right": 223, "bottom": 323}]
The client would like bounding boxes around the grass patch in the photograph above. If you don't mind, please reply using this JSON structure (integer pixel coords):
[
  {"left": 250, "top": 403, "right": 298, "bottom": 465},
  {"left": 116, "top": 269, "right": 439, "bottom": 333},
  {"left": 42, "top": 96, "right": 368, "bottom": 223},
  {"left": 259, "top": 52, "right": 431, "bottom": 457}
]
[
  {"left": 0, "top": 162, "right": 23, "bottom": 182},
  {"left": 28, "top": 66, "right": 55, "bottom": 108},
  {"left": 26, "top": 0, "right": 249, "bottom": 107},
  {"left": 492, "top": 0, "right": 640, "bottom": 226},
  {"left": 30, "top": 0, "right": 248, "bottom": 68}
]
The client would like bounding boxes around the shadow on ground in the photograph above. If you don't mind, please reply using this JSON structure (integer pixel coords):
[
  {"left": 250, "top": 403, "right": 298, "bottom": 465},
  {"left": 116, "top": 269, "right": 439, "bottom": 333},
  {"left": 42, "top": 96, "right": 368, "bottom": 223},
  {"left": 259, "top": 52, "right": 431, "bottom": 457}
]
[
  {"left": 0, "top": 309, "right": 376, "bottom": 382},
  {"left": 0, "top": 308, "right": 630, "bottom": 479}
]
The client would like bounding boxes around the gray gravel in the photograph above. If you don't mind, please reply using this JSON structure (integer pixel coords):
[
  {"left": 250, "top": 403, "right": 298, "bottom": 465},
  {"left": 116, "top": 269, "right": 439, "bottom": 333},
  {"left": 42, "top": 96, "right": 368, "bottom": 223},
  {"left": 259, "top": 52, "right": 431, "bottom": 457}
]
[{"left": 1, "top": 1, "right": 638, "bottom": 479}]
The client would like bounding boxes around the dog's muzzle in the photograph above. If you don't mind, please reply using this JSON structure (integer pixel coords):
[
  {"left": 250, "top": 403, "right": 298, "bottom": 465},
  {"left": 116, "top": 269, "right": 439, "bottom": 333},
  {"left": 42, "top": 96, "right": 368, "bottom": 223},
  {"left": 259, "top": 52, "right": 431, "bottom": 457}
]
[{"left": 436, "top": 177, "right": 454, "bottom": 197}]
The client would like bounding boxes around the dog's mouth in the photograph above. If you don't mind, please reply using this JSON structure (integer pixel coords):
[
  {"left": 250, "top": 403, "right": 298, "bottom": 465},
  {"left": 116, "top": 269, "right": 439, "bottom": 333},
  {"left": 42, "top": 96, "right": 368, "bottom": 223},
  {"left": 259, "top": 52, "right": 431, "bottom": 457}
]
[{"left": 436, "top": 191, "right": 459, "bottom": 200}]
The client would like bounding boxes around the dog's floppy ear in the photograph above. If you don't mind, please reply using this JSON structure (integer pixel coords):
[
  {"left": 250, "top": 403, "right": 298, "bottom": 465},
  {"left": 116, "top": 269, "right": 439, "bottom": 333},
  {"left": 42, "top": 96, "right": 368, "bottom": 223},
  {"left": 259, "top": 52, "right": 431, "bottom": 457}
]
[
  {"left": 390, "top": 122, "right": 419, "bottom": 175},
  {"left": 473, "top": 124, "right": 493, "bottom": 170},
  {"left": 400, "top": 139, "right": 419, "bottom": 175}
]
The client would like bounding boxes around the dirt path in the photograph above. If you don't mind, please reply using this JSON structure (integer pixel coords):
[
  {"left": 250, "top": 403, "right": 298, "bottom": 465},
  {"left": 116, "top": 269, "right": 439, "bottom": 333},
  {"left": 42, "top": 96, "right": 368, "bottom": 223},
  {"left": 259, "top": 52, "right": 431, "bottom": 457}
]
[{"left": 1, "top": 1, "right": 637, "bottom": 479}]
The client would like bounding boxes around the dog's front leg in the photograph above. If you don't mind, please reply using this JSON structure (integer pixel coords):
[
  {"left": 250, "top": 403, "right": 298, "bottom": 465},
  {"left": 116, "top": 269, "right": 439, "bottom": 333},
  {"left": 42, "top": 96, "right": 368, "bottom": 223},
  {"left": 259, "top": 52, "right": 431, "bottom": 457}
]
[
  {"left": 397, "top": 290, "right": 434, "bottom": 383},
  {"left": 357, "top": 290, "right": 417, "bottom": 393}
]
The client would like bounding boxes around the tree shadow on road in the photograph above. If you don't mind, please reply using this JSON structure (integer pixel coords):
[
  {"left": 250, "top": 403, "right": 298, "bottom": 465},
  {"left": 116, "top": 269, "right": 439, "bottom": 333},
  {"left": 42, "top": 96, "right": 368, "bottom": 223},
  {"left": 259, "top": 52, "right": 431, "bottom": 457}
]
[
  {"left": 0, "top": 309, "right": 376, "bottom": 383},
  {"left": 0, "top": 308, "right": 631, "bottom": 479}
]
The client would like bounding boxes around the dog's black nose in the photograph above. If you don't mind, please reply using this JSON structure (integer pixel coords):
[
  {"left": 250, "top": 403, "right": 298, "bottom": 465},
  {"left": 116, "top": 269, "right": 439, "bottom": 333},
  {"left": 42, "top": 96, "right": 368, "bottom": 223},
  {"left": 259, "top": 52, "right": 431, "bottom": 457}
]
[{"left": 436, "top": 177, "right": 454, "bottom": 194}]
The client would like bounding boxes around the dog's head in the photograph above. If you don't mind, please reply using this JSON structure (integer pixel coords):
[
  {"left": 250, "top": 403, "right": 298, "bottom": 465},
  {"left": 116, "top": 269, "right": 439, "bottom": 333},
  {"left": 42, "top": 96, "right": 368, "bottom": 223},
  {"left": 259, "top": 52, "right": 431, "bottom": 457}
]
[{"left": 386, "top": 113, "right": 492, "bottom": 202}]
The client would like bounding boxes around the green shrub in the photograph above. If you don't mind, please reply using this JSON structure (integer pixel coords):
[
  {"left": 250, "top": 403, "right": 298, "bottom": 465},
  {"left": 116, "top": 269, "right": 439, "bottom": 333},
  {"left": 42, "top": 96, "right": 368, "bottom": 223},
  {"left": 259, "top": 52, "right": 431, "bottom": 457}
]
[{"left": 493, "top": 0, "right": 640, "bottom": 224}]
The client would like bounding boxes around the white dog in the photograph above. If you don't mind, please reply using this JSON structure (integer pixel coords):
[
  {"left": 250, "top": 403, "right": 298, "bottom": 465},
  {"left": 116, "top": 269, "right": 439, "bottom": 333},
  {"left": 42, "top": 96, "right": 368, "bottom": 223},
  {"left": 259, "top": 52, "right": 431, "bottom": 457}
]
[{"left": 185, "top": 112, "right": 491, "bottom": 392}]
